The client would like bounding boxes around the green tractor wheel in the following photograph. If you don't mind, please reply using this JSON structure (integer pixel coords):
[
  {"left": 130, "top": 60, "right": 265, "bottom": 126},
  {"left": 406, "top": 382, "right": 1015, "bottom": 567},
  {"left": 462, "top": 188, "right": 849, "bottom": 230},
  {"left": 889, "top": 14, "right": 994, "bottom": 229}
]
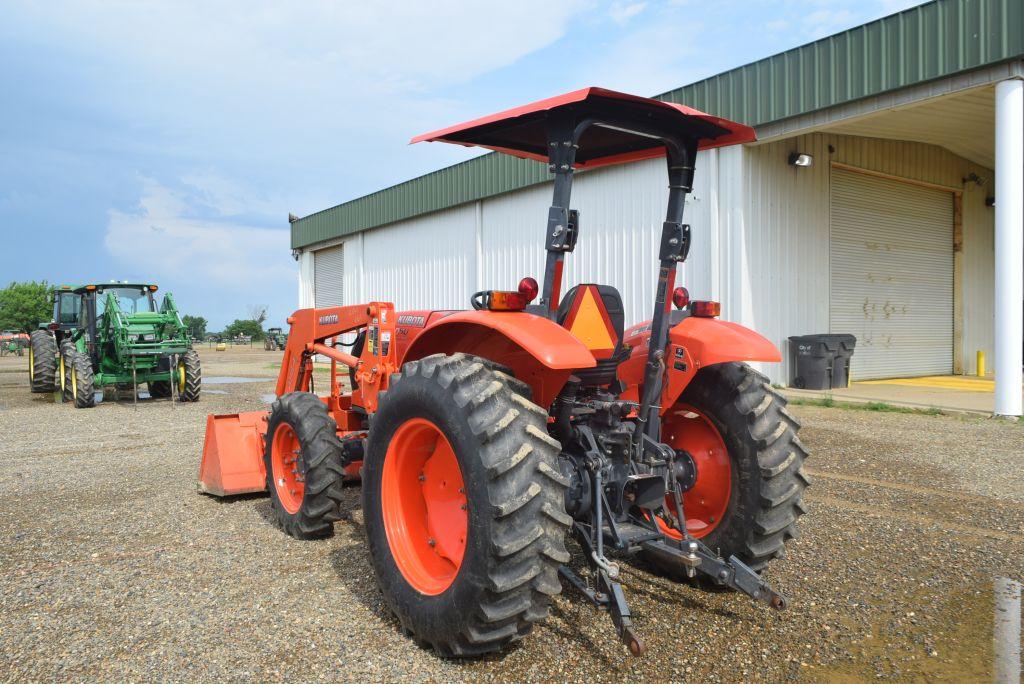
[
  {"left": 68, "top": 352, "right": 96, "bottom": 409},
  {"left": 148, "top": 380, "right": 172, "bottom": 399},
  {"left": 28, "top": 330, "right": 57, "bottom": 393},
  {"left": 177, "top": 349, "right": 201, "bottom": 402},
  {"left": 148, "top": 356, "right": 173, "bottom": 398},
  {"left": 59, "top": 342, "right": 76, "bottom": 403}
]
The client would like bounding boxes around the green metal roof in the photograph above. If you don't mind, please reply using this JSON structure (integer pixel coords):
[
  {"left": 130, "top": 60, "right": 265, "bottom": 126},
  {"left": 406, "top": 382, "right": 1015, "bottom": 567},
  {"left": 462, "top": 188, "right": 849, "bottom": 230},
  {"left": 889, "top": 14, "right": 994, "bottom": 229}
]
[{"left": 292, "top": 0, "right": 1024, "bottom": 249}]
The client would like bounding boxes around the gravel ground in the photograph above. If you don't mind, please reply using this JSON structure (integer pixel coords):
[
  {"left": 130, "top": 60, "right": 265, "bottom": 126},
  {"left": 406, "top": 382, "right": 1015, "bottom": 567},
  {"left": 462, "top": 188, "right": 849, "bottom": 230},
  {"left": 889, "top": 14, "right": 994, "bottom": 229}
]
[{"left": 1, "top": 347, "right": 1022, "bottom": 682}]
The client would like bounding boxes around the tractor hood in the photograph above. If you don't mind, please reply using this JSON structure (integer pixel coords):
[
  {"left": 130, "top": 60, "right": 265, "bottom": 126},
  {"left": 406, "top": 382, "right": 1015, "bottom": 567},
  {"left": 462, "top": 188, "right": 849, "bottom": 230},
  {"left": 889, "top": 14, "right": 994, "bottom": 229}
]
[{"left": 410, "top": 86, "right": 756, "bottom": 169}]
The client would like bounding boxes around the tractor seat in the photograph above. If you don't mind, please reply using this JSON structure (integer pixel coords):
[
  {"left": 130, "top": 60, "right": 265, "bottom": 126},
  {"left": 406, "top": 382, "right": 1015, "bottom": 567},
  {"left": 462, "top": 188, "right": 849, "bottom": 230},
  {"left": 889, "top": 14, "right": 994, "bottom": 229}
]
[{"left": 556, "top": 284, "right": 627, "bottom": 386}]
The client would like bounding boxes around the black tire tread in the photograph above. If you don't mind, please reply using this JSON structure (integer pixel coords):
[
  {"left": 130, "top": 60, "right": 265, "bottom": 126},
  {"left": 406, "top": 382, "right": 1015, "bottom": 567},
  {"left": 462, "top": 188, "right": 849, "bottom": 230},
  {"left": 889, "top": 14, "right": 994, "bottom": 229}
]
[
  {"left": 368, "top": 353, "right": 569, "bottom": 658},
  {"left": 70, "top": 352, "right": 96, "bottom": 408},
  {"left": 645, "top": 362, "right": 808, "bottom": 582},
  {"left": 29, "top": 330, "right": 57, "bottom": 393},
  {"left": 178, "top": 349, "right": 201, "bottom": 402},
  {"left": 59, "top": 341, "right": 75, "bottom": 402},
  {"left": 264, "top": 392, "right": 346, "bottom": 539},
  {"left": 149, "top": 380, "right": 172, "bottom": 398}
]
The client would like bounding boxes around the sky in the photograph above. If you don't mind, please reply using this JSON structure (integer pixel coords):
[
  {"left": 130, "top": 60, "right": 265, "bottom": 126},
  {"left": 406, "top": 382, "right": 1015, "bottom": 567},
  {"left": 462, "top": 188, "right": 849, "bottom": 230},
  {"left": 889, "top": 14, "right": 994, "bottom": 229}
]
[{"left": 0, "top": 0, "right": 922, "bottom": 330}]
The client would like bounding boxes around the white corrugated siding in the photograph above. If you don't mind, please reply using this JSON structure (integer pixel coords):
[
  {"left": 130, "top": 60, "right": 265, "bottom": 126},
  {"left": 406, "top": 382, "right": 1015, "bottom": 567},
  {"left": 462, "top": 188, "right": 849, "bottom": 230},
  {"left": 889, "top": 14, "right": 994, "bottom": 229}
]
[
  {"left": 302, "top": 131, "right": 994, "bottom": 386},
  {"left": 360, "top": 204, "right": 476, "bottom": 310},
  {"left": 480, "top": 155, "right": 716, "bottom": 327},
  {"left": 829, "top": 168, "right": 953, "bottom": 378}
]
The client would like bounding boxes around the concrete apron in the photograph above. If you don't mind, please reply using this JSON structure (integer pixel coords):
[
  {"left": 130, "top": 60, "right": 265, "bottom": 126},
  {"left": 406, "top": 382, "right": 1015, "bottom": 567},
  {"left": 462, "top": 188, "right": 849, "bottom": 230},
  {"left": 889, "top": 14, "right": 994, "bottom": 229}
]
[{"left": 781, "top": 375, "right": 1024, "bottom": 416}]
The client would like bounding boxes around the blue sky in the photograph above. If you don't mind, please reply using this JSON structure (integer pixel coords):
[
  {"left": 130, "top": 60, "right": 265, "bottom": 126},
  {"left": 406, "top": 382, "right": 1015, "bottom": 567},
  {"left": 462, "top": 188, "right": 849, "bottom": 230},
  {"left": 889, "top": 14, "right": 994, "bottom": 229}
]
[{"left": 1, "top": 0, "right": 920, "bottom": 329}]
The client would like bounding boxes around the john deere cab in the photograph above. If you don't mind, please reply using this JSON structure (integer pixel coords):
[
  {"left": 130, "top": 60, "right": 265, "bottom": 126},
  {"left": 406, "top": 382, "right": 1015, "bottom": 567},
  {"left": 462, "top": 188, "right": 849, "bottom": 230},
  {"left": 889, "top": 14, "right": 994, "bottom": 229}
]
[
  {"left": 29, "top": 281, "right": 201, "bottom": 408},
  {"left": 264, "top": 327, "right": 287, "bottom": 351}
]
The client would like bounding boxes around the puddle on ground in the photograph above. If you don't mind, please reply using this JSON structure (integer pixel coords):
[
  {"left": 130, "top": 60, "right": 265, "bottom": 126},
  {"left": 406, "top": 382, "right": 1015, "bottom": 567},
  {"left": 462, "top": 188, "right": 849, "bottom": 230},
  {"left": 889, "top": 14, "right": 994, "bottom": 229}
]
[
  {"left": 204, "top": 376, "right": 274, "bottom": 385},
  {"left": 261, "top": 393, "right": 277, "bottom": 404},
  {"left": 811, "top": 580, "right": 1008, "bottom": 682},
  {"left": 203, "top": 389, "right": 228, "bottom": 395}
]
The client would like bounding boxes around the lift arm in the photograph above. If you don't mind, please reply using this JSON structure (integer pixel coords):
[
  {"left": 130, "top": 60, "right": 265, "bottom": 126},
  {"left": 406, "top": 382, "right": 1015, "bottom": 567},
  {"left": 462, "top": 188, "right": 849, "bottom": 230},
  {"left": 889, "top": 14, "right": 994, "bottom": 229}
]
[{"left": 276, "top": 302, "right": 397, "bottom": 412}]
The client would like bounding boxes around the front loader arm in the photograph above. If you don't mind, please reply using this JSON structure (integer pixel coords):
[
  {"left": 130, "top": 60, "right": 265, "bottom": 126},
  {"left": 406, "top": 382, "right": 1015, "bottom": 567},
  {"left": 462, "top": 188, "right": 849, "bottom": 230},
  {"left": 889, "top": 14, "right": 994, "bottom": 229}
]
[
  {"left": 277, "top": 302, "right": 397, "bottom": 412},
  {"left": 159, "top": 292, "right": 189, "bottom": 339}
]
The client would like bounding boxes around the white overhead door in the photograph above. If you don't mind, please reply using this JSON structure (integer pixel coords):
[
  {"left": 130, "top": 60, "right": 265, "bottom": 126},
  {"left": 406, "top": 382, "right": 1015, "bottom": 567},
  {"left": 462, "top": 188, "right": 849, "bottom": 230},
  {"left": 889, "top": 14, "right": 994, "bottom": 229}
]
[
  {"left": 829, "top": 168, "right": 953, "bottom": 380},
  {"left": 314, "top": 245, "right": 344, "bottom": 308}
]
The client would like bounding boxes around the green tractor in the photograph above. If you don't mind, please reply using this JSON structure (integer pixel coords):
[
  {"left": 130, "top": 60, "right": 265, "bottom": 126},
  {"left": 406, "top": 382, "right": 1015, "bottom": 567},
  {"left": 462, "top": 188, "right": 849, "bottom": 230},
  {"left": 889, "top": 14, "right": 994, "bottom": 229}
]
[
  {"left": 263, "top": 327, "right": 287, "bottom": 351},
  {"left": 1, "top": 331, "right": 28, "bottom": 357},
  {"left": 29, "top": 282, "right": 201, "bottom": 408}
]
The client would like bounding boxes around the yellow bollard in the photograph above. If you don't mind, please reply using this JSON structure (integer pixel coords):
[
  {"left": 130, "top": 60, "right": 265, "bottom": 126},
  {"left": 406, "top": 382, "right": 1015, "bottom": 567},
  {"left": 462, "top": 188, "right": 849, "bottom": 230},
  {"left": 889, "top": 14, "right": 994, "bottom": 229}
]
[{"left": 976, "top": 350, "right": 985, "bottom": 377}]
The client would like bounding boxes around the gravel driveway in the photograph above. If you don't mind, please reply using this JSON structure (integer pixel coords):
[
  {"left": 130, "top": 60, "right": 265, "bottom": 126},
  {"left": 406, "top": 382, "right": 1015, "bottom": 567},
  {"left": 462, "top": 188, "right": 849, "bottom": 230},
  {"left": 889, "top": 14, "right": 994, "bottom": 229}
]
[{"left": 1, "top": 348, "right": 1021, "bottom": 682}]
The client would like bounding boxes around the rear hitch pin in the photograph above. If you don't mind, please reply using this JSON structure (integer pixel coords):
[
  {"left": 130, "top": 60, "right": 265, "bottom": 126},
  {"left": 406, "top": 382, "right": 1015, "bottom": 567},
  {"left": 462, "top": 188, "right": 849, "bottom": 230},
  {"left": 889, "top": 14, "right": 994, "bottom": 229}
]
[{"left": 684, "top": 541, "right": 700, "bottom": 578}]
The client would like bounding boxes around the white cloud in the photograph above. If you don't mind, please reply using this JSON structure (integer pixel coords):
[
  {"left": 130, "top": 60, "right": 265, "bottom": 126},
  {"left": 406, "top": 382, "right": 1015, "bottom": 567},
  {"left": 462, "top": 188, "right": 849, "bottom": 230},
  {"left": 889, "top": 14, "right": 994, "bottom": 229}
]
[
  {"left": 11, "top": 1, "right": 589, "bottom": 93},
  {"left": 609, "top": 2, "right": 648, "bottom": 24},
  {"left": 801, "top": 8, "right": 856, "bottom": 39},
  {"left": 104, "top": 178, "right": 295, "bottom": 295},
  {"left": 575, "top": 20, "right": 705, "bottom": 96}
]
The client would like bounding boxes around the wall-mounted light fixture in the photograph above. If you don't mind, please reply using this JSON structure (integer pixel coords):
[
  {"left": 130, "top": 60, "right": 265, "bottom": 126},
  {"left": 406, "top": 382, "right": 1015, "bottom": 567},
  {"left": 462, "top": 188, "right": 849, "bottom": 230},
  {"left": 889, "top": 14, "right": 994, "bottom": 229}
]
[{"left": 788, "top": 152, "right": 813, "bottom": 167}]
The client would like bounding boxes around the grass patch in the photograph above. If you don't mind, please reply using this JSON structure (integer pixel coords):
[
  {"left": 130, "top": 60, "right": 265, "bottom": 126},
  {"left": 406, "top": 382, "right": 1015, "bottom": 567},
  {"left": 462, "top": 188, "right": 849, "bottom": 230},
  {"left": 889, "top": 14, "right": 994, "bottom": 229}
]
[{"left": 789, "top": 395, "right": 944, "bottom": 417}]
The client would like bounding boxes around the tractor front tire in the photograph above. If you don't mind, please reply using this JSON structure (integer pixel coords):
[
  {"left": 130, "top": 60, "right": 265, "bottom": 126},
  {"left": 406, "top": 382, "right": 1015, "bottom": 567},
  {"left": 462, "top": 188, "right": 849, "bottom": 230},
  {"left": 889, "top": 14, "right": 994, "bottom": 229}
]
[
  {"left": 264, "top": 392, "right": 346, "bottom": 539},
  {"left": 59, "top": 342, "right": 76, "bottom": 402},
  {"left": 69, "top": 352, "right": 96, "bottom": 408},
  {"left": 148, "top": 380, "right": 171, "bottom": 399},
  {"left": 642, "top": 362, "right": 809, "bottom": 586},
  {"left": 29, "top": 330, "right": 57, "bottom": 393},
  {"left": 149, "top": 356, "right": 173, "bottom": 398},
  {"left": 178, "top": 350, "right": 201, "bottom": 402},
  {"left": 363, "top": 353, "right": 570, "bottom": 658}
]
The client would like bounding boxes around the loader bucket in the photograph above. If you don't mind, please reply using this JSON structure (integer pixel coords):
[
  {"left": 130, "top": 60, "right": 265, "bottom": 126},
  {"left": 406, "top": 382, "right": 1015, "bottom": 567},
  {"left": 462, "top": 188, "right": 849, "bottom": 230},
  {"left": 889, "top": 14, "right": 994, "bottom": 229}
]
[{"left": 198, "top": 411, "right": 269, "bottom": 496}]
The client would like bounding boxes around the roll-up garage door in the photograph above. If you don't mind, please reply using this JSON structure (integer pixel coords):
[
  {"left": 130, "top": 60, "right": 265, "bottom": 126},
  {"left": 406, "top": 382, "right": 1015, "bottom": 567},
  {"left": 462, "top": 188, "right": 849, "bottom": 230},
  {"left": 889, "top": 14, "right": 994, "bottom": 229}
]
[
  {"left": 829, "top": 168, "right": 953, "bottom": 380},
  {"left": 314, "top": 245, "right": 344, "bottom": 308}
]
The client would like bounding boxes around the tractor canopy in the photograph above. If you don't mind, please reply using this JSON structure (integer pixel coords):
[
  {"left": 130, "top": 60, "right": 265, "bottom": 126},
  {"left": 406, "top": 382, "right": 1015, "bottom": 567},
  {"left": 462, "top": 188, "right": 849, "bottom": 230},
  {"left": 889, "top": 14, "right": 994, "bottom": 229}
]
[{"left": 410, "top": 86, "right": 756, "bottom": 168}]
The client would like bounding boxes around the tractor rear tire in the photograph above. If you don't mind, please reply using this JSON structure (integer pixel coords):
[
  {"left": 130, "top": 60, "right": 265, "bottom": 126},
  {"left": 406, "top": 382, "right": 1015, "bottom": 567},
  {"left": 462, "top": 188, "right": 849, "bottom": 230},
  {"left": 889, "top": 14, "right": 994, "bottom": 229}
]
[
  {"left": 178, "top": 350, "right": 201, "bottom": 402},
  {"left": 69, "top": 352, "right": 96, "bottom": 408},
  {"left": 362, "top": 353, "right": 570, "bottom": 658},
  {"left": 29, "top": 331, "right": 57, "bottom": 393},
  {"left": 642, "top": 362, "right": 809, "bottom": 586},
  {"left": 264, "top": 391, "right": 346, "bottom": 539},
  {"left": 59, "top": 342, "right": 76, "bottom": 402}
]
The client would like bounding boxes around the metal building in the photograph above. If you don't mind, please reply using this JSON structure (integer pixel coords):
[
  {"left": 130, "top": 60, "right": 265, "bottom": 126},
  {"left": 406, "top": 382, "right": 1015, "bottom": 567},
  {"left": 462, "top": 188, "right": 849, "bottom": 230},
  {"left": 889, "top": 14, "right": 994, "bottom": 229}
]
[{"left": 291, "top": 0, "right": 1024, "bottom": 416}]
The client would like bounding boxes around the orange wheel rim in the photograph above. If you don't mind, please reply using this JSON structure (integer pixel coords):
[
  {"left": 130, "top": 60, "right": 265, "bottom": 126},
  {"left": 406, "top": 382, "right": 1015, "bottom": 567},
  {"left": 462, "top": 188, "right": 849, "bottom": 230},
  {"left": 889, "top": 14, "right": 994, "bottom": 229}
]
[
  {"left": 658, "top": 404, "right": 731, "bottom": 540},
  {"left": 271, "top": 422, "right": 304, "bottom": 515},
  {"left": 382, "top": 418, "right": 467, "bottom": 595}
]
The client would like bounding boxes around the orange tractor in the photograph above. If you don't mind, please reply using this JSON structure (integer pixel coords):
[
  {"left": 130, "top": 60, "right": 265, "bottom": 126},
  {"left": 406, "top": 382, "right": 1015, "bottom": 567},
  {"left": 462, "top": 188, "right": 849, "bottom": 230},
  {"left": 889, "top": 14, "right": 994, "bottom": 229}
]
[{"left": 199, "top": 88, "right": 807, "bottom": 656}]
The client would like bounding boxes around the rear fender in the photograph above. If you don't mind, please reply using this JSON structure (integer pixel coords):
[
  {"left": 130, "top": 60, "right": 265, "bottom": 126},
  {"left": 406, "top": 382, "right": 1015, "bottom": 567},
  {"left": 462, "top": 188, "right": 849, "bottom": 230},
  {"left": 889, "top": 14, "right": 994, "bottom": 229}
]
[
  {"left": 401, "top": 310, "right": 596, "bottom": 409},
  {"left": 619, "top": 316, "right": 780, "bottom": 413}
]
